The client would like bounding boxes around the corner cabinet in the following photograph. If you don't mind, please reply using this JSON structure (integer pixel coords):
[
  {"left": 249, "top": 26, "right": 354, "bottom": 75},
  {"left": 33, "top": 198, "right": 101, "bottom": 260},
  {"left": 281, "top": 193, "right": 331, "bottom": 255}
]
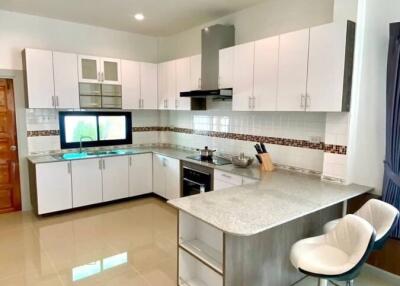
[{"left": 153, "top": 154, "right": 180, "bottom": 200}]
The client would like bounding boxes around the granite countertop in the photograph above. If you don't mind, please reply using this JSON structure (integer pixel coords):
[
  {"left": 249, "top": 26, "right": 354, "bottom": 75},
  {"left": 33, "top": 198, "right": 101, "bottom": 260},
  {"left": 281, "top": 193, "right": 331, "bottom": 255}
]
[
  {"left": 168, "top": 169, "right": 372, "bottom": 236},
  {"left": 27, "top": 146, "right": 264, "bottom": 179}
]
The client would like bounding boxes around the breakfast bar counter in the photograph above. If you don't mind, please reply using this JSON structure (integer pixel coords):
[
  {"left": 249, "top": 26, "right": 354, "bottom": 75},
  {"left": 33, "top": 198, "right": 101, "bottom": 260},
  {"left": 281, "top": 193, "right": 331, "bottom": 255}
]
[{"left": 168, "top": 169, "right": 372, "bottom": 286}]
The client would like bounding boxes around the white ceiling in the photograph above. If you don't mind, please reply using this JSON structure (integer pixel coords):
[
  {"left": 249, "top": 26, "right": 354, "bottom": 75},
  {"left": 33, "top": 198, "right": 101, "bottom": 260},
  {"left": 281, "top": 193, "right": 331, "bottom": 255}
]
[{"left": 0, "top": 0, "right": 266, "bottom": 36}]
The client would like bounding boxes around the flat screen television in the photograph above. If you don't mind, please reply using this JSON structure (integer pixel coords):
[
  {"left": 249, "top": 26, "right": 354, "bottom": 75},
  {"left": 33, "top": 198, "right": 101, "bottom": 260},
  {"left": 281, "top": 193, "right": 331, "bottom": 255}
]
[{"left": 59, "top": 111, "right": 132, "bottom": 149}]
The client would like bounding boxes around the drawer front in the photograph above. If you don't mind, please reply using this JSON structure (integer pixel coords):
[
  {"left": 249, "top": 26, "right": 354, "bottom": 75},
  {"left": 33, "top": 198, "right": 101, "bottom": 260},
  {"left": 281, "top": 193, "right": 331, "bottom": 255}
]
[{"left": 214, "top": 170, "right": 242, "bottom": 186}]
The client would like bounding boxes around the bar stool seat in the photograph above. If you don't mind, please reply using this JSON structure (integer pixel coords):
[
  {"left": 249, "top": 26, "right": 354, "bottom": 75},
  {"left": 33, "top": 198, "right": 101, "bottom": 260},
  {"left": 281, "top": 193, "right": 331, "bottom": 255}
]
[
  {"left": 291, "top": 214, "right": 376, "bottom": 285},
  {"left": 323, "top": 199, "right": 399, "bottom": 249}
]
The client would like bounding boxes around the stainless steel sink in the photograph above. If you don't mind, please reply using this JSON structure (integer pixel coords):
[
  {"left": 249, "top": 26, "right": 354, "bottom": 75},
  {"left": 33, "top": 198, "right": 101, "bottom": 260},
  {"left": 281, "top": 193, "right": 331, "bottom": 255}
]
[{"left": 54, "top": 149, "right": 134, "bottom": 161}]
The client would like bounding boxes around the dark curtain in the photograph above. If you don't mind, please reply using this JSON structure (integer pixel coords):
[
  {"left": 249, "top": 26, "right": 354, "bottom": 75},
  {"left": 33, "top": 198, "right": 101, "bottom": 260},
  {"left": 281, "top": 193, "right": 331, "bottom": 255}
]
[{"left": 383, "top": 22, "right": 400, "bottom": 239}]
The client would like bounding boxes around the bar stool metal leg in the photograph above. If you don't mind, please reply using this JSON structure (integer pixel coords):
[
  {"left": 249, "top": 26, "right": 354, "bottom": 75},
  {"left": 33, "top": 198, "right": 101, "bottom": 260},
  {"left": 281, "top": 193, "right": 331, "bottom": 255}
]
[
  {"left": 318, "top": 278, "right": 328, "bottom": 286},
  {"left": 346, "top": 280, "right": 354, "bottom": 286}
]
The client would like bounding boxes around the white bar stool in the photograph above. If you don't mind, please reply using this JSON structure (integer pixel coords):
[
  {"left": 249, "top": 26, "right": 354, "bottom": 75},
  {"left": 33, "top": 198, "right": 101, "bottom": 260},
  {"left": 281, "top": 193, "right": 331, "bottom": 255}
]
[
  {"left": 290, "top": 214, "right": 376, "bottom": 286},
  {"left": 324, "top": 199, "right": 399, "bottom": 250}
]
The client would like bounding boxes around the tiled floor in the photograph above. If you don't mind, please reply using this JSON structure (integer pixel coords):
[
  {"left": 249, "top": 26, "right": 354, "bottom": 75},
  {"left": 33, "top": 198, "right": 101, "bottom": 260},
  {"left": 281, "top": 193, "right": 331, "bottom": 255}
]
[{"left": 0, "top": 197, "right": 397, "bottom": 286}]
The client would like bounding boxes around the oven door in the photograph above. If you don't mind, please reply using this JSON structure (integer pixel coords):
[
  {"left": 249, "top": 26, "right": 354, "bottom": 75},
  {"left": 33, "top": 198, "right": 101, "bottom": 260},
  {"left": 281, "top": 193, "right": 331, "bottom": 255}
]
[{"left": 182, "top": 167, "right": 212, "bottom": 197}]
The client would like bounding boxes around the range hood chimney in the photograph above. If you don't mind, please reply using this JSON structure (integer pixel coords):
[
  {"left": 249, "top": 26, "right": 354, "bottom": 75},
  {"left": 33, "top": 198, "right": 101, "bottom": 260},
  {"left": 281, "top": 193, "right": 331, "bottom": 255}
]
[{"left": 181, "top": 24, "right": 235, "bottom": 101}]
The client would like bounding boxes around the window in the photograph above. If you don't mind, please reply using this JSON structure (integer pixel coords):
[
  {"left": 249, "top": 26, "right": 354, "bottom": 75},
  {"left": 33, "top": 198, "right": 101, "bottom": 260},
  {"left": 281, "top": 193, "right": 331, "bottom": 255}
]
[{"left": 59, "top": 111, "right": 132, "bottom": 149}]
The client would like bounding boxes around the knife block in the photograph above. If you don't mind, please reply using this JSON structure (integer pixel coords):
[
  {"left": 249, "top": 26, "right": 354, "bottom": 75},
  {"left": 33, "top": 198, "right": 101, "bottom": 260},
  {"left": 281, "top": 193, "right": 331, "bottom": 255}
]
[{"left": 259, "top": 153, "right": 275, "bottom": 172}]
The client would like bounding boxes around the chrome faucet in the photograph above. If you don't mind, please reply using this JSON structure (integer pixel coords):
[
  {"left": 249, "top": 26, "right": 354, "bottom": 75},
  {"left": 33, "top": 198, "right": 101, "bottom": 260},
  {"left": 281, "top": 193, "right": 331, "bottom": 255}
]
[{"left": 79, "top": 136, "right": 93, "bottom": 153}]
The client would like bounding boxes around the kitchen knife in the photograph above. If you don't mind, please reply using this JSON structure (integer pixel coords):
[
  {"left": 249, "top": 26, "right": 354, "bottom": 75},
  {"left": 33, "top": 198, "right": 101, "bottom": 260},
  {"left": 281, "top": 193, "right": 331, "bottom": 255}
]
[
  {"left": 260, "top": 142, "right": 268, "bottom": 153},
  {"left": 255, "top": 154, "right": 262, "bottom": 164},
  {"left": 254, "top": 144, "right": 262, "bottom": 154}
]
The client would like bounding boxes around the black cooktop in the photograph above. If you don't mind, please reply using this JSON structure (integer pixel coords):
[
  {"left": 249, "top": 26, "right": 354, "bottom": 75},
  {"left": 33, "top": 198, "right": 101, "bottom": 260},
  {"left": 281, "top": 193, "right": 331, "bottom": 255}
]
[{"left": 187, "top": 155, "right": 232, "bottom": 166}]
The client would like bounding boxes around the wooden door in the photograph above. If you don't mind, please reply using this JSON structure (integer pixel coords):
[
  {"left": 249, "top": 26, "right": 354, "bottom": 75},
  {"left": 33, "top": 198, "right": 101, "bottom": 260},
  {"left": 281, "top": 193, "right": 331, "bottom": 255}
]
[
  {"left": 0, "top": 80, "right": 21, "bottom": 213},
  {"left": 276, "top": 29, "right": 310, "bottom": 111}
]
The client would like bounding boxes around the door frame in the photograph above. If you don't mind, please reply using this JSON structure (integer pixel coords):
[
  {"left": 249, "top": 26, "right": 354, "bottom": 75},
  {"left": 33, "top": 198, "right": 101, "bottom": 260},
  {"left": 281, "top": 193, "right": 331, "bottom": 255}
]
[{"left": 0, "top": 79, "right": 21, "bottom": 213}]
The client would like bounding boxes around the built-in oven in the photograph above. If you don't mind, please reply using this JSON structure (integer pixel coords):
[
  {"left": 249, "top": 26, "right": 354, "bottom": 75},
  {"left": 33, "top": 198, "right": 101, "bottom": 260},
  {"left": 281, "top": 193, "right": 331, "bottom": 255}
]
[{"left": 181, "top": 162, "right": 213, "bottom": 197}]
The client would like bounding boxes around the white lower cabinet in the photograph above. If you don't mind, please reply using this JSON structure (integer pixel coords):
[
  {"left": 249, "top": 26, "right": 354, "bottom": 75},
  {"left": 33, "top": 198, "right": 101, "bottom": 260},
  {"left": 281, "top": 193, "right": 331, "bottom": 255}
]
[
  {"left": 71, "top": 158, "right": 103, "bottom": 208},
  {"left": 179, "top": 212, "right": 223, "bottom": 286},
  {"left": 36, "top": 161, "right": 72, "bottom": 215},
  {"left": 102, "top": 156, "right": 129, "bottom": 202},
  {"left": 153, "top": 154, "right": 180, "bottom": 200},
  {"left": 214, "top": 170, "right": 258, "bottom": 191},
  {"left": 129, "top": 153, "right": 153, "bottom": 197}
]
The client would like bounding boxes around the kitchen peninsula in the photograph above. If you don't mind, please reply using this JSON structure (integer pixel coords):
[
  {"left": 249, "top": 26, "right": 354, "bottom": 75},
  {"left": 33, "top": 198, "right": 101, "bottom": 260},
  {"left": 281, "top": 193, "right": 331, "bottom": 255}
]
[{"left": 168, "top": 169, "right": 372, "bottom": 286}]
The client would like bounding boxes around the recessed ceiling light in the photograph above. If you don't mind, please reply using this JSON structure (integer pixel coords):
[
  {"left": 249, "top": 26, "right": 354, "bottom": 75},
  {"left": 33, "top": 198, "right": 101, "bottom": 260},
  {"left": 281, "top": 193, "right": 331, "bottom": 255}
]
[{"left": 134, "top": 13, "right": 145, "bottom": 21}]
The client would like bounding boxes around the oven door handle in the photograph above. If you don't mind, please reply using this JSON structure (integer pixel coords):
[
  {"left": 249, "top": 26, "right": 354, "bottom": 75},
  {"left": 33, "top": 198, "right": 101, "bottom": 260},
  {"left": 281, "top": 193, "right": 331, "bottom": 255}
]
[{"left": 183, "top": 178, "right": 205, "bottom": 187}]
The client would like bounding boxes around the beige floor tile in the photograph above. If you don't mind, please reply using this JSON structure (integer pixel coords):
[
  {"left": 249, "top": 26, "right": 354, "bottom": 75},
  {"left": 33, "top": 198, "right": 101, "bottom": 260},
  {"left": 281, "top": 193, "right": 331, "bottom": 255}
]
[
  {"left": 0, "top": 273, "right": 62, "bottom": 286},
  {"left": 0, "top": 197, "right": 397, "bottom": 286}
]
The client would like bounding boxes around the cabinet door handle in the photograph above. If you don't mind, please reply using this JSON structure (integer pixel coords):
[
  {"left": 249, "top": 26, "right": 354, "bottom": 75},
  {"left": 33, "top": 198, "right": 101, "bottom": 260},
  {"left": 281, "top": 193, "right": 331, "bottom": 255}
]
[
  {"left": 51, "top": 96, "right": 55, "bottom": 108},
  {"left": 56, "top": 96, "right": 59, "bottom": 107},
  {"left": 248, "top": 97, "right": 252, "bottom": 109},
  {"left": 306, "top": 94, "right": 311, "bottom": 109},
  {"left": 97, "top": 72, "right": 101, "bottom": 82},
  {"left": 129, "top": 157, "right": 132, "bottom": 166},
  {"left": 221, "top": 173, "right": 231, "bottom": 179},
  {"left": 300, "top": 94, "right": 305, "bottom": 108},
  {"left": 252, "top": 97, "right": 256, "bottom": 110},
  {"left": 98, "top": 159, "right": 102, "bottom": 170},
  {"left": 67, "top": 162, "right": 71, "bottom": 174},
  {"left": 102, "top": 159, "right": 106, "bottom": 169}
]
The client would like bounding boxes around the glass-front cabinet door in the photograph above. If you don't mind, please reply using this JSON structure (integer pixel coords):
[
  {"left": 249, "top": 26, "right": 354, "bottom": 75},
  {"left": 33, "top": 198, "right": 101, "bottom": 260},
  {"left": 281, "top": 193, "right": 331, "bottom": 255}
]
[
  {"left": 78, "top": 55, "right": 101, "bottom": 83},
  {"left": 101, "top": 58, "right": 121, "bottom": 85}
]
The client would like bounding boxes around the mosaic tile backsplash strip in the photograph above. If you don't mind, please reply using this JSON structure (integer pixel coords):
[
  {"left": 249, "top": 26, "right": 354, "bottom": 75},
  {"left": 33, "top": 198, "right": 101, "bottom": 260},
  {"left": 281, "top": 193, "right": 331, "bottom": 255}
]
[{"left": 25, "top": 109, "right": 349, "bottom": 177}]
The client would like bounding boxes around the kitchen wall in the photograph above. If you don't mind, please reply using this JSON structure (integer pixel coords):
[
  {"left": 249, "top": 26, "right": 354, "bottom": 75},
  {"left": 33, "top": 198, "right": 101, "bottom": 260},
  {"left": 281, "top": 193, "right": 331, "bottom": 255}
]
[
  {"left": 160, "top": 109, "right": 326, "bottom": 173},
  {"left": 26, "top": 109, "right": 160, "bottom": 154},
  {"left": 0, "top": 10, "right": 159, "bottom": 70},
  {"left": 158, "top": 0, "right": 334, "bottom": 61},
  {"left": 347, "top": 0, "right": 400, "bottom": 194}
]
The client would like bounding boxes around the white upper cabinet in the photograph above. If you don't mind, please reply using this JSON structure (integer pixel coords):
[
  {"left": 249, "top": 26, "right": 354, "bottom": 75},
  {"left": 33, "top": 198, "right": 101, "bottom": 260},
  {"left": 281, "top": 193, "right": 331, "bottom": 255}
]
[
  {"left": 158, "top": 60, "right": 176, "bottom": 110},
  {"left": 24, "top": 49, "right": 55, "bottom": 108},
  {"left": 253, "top": 36, "right": 279, "bottom": 111},
  {"left": 140, "top": 62, "right": 158, "bottom": 110},
  {"left": 121, "top": 59, "right": 141, "bottom": 109},
  {"left": 219, "top": 47, "right": 234, "bottom": 89},
  {"left": 53, "top": 51, "right": 80, "bottom": 109},
  {"left": 129, "top": 153, "right": 153, "bottom": 197},
  {"left": 277, "top": 29, "right": 310, "bottom": 111},
  {"left": 307, "top": 21, "right": 354, "bottom": 112},
  {"left": 232, "top": 42, "right": 255, "bottom": 111},
  {"left": 190, "top": 54, "right": 201, "bottom": 90},
  {"left": 176, "top": 57, "right": 191, "bottom": 110},
  {"left": 78, "top": 55, "right": 101, "bottom": 83},
  {"left": 78, "top": 55, "right": 121, "bottom": 84},
  {"left": 102, "top": 156, "right": 129, "bottom": 202},
  {"left": 101, "top": 57, "right": 122, "bottom": 84}
]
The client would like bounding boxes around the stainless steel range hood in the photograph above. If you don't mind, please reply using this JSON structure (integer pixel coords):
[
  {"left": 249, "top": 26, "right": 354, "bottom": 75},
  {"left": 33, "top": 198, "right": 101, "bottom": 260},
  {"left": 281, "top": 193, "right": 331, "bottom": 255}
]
[{"left": 180, "top": 24, "right": 235, "bottom": 99}]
